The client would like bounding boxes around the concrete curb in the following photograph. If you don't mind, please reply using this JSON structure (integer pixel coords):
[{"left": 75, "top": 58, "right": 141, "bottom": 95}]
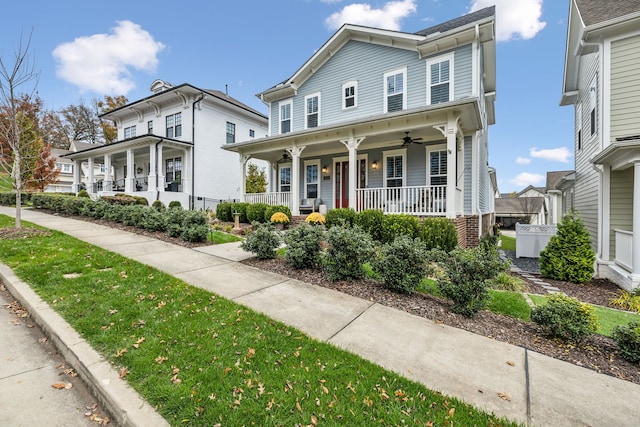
[{"left": 0, "top": 262, "right": 169, "bottom": 427}]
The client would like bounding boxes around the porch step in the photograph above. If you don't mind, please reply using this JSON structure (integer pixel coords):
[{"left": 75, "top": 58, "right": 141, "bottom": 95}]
[{"left": 291, "top": 215, "right": 308, "bottom": 227}]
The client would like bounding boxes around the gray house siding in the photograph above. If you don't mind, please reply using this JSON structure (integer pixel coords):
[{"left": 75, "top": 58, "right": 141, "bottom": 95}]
[
  {"left": 610, "top": 34, "right": 640, "bottom": 142},
  {"left": 271, "top": 41, "right": 475, "bottom": 136},
  {"left": 574, "top": 52, "right": 600, "bottom": 251},
  {"left": 609, "top": 168, "right": 634, "bottom": 258}
]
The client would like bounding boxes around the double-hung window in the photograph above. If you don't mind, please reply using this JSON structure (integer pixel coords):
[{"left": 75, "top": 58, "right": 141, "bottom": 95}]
[
  {"left": 280, "top": 100, "right": 292, "bottom": 134},
  {"left": 166, "top": 112, "right": 182, "bottom": 138},
  {"left": 429, "top": 150, "right": 448, "bottom": 186},
  {"left": 147, "top": 120, "right": 153, "bottom": 134},
  {"left": 305, "top": 93, "right": 320, "bottom": 128},
  {"left": 589, "top": 77, "right": 597, "bottom": 136},
  {"left": 226, "top": 122, "right": 236, "bottom": 144},
  {"left": 383, "top": 150, "right": 406, "bottom": 188},
  {"left": 384, "top": 68, "right": 406, "bottom": 113},
  {"left": 305, "top": 161, "right": 319, "bottom": 198},
  {"left": 342, "top": 81, "right": 357, "bottom": 109},
  {"left": 427, "top": 53, "right": 454, "bottom": 105},
  {"left": 279, "top": 165, "right": 291, "bottom": 192},
  {"left": 165, "top": 157, "right": 182, "bottom": 184},
  {"left": 124, "top": 125, "right": 136, "bottom": 139}
]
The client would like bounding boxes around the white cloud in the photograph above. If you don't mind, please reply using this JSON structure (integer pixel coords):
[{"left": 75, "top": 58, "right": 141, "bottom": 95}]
[
  {"left": 53, "top": 20, "right": 165, "bottom": 95},
  {"left": 325, "top": 0, "right": 417, "bottom": 31},
  {"left": 516, "top": 157, "right": 531, "bottom": 165},
  {"left": 530, "top": 147, "right": 572, "bottom": 163},
  {"left": 470, "top": 0, "right": 546, "bottom": 41},
  {"left": 509, "top": 172, "right": 545, "bottom": 187}
]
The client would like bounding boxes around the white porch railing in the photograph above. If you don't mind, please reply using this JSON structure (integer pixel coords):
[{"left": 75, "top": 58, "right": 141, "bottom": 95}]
[
  {"left": 355, "top": 185, "right": 446, "bottom": 215},
  {"left": 615, "top": 229, "right": 633, "bottom": 272},
  {"left": 516, "top": 223, "right": 557, "bottom": 258},
  {"left": 245, "top": 192, "right": 292, "bottom": 208}
]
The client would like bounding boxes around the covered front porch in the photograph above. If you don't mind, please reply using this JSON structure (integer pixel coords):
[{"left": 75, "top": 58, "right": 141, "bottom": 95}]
[
  {"left": 227, "top": 100, "right": 481, "bottom": 217},
  {"left": 64, "top": 136, "right": 193, "bottom": 208},
  {"left": 593, "top": 140, "right": 640, "bottom": 290}
]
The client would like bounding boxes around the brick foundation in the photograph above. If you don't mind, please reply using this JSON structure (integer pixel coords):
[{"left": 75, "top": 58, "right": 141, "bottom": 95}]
[{"left": 453, "top": 214, "right": 495, "bottom": 248}]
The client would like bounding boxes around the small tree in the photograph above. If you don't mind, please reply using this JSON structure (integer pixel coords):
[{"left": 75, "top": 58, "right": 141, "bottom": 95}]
[
  {"left": 539, "top": 212, "right": 595, "bottom": 283},
  {"left": 245, "top": 163, "right": 267, "bottom": 193}
]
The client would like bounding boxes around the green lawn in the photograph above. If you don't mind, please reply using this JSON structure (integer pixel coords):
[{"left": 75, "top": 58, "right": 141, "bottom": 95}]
[
  {"left": 529, "top": 294, "right": 640, "bottom": 337},
  {"left": 0, "top": 172, "right": 13, "bottom": 192},
  {"left": 208, "top": 229, "right": 243, "bottom": 244},
  {"left": 0, "top": 215, "right": 518, "bottom": 427},
  {"left": 500, "top": 235, "right": 516, "bottom": 251},
  {"left": 487, "top": 290, "right": 531, "bottom": 321}
]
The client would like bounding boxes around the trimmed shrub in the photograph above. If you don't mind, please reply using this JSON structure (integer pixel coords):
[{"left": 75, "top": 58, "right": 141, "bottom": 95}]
[
  {"left": 181, "top": 224, "right": 209, "bottom": 242},
  {"left": 355, "top": 209, "right": 385, "bottom": 242},
  {"left": 140, "top": 208, "right": 167, "bottom": 232},
  {"left": 612, "top": 320, "right": 640, "bottom": 363},
  {"left": 264, "top": 205, "right": 291, "bottom": 223},
  {"left": 381, "top": 214, "right": 419, "bottom": 243},
  {"left": 241, "top": 222, "right": 282, "bottom": 259},
  {"left": 531, "top": 293, "right": 598, "bottom": 342},
  {"left": 231, "top": 202, "right": 250, "bottom": 223},
  {"left": 151, "top": 200, "right": 166, "bottom": 212},
  {"left": 246, "top": 203, "right": 268, "bottom": 223},
  {"left": 437, "top": 246, "right": 509, "bottom": 317},
  {"left": 102, "top": 195, "right": 138, "bottom": 206},
  {"left": 77, "top": 189, "right": 90, "bottom": 198},
  {"left": 216, "top": 202, "right": 233, "bottom": 222},
  {"left": 539, "top": 212, "right": 595, "bottom": 283},
  {"left": 373, "top": 235, "right": 428, "bottom": 293},
  {"left": 0, "top": 192, "right": 17, "bottom": 206},
  {"left": 419, "top": 217, "right": 458, "bottom": 251},
  {"left": 62, "top": 197, "right": 90, "bottom": 216},
  {"left": 166, "top": 207, "right": 187, "bottom": 237},
  {"left": 168, "top": 200, "right": 182, "bottom": 209},
  {"left": 323, "top": 224, "right": 375, "bottom": 282},
  {"left": 325, "top": 208, "right": 356, "bottom": 229},
  {"left": 283, "top": 223, "right": 324, "bottom": 269}
]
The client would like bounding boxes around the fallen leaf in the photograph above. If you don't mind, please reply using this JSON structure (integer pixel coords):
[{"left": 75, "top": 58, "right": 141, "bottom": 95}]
[
  {"left": 506, "top": 360, "right": 515, "bottom": 367},
  {"left": 311, "top": 414, "right": 318, "bottom": 425},
  {"left": 448, "top": 407, "right": 455, "bottom": 417},
  {"left": 119, "top": 367, "right": 129, "bottom": 379},
  {"left": 498, "top": 392, "right": 511, "bottom": 401},
  {"left": 296, "top": 399, "right": 302, "bottom": 413},
  {"left": 51, "top": 382, "right": 72, "bottom": 390}
]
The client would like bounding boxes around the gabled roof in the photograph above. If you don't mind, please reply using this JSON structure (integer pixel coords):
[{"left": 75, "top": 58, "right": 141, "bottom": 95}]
[
  {"left": 517, "top": 185, "right": 545, "bottom": 197},
  {"left": 258, "top": 7, "right": 496, "bottom": 103},
  {"left": 546, "top": 170, "right": 574, "bottom": 191},
  {"left": 495, "top": 197, "right": 545, "bottom": 215}
]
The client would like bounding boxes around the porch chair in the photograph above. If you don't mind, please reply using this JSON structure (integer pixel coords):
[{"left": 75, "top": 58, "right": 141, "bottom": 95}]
[{"left": 299, "top": 198, "right": 321, "bottom": 214}]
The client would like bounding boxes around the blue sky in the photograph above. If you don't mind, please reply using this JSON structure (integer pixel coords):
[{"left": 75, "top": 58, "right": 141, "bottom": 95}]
[{"left": 1, "top": 0, "right": 573, "bottom": 193}]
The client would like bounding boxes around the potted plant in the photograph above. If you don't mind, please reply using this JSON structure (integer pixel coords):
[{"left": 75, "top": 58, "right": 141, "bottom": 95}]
[{"left": 270, "top": 212, "right": 290, "bottom": 230}]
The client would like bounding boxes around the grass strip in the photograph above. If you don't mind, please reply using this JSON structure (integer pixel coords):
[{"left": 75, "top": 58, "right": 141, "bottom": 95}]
[
  {"left": 208, "top": 229, "right": 243, "bottom": 244},
  {"left": 487, "top": 290, "right": 531, "bottom": 321},
  {"left": 499, "top": 235, "right": 516, "bottom": 252},
  {"left": 0, "top": 215, "right": 519, "bottom": 427}
]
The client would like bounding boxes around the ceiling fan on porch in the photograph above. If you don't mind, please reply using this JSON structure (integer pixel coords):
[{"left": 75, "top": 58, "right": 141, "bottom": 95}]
[{"left": 400, "top": 131, "right": 423, "bottom": 147}]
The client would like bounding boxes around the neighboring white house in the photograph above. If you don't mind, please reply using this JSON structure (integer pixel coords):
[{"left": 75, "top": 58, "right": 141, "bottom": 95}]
[
  {"left": 223, "top": 7, "right": 498, "bottom": 247},
  {"left": 64, "top": 80, "right": 268, "bottom": 209},
  {"left": 48, "top": 142, "right": 112, "bottom": 193},
  {"left": 561, "top": 0, "right": 640, "bottom": 290},
  {"left": 545, "top": 170, "right": 574, "bottom": 225}
]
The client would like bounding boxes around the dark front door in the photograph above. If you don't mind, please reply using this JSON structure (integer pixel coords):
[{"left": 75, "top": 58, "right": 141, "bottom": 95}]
[{"left": 335, "top": 161, "right": 350, "bottom": 208}]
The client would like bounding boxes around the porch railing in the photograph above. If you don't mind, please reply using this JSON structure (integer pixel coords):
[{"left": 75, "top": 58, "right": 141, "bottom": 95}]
[
  {"left": 355, "top": 185, "right": 447, "bottom": 215},
  {"left": 245, "top": 192, "right": 292, "bottom": 208},
  {"left": 615, "top": 229, "right": 633, "bottom": 271}
]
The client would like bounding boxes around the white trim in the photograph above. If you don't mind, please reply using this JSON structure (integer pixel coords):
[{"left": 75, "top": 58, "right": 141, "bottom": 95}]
[
  {"left": 279, "top": 98, "right": 293, "bottom": 135},
  {"left": 303, "top": 159, "right": 321, "bottom": 199},
  {"left": 382, "top": 148, "right": 406, "bottom": 188},
  {"left": 383, "top": 67, "right": 407, "bottom": 113},
  {"left": 332, "top": 154, "right": 368, "bottom": 209},
  {"left": 426, "top": 52, "right": 455, "bottom": 105},
  {"left": 304, "top": 92, "right": 321, "bottom": 129},
  {"left": 342, "top": 80, "right": 358, "bottom": 110},
  {"left": 471, "top": 40, "right": 478, "bottom": 97}
]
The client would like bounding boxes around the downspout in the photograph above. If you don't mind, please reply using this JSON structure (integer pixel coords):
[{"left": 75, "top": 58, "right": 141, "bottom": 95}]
[
  {"left": 154, "top": 138, "right": 164, "bottom": 202},
  {"left": 191, "top": 91, "right": 205, "bottom": 210}
]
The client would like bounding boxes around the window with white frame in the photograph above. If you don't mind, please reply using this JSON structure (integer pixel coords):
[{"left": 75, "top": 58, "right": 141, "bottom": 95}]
[
  {"left": 589, "top": 76, "right": 597, "bottom": 136},
  {"left": 577, "top": 103, "right": 583, "bottom": 150},
  {"left": 429, "top": 149, "right": 447, "bottom": 186},
  {"left": 280, "top": 100, "right": 292, "bottom": 134},
  {"left": 226, "top": 122, "right": 236, "bottom": 144},
  {"left": 279, "top": 165, "right": 291, "bottom": 192},
  {"left": 304, "top": 161, "right": 320, "bottom": 198},
  {"left": 166, "top": 112, "right": 182, "bottom": 138},
  {"left": 342, "top": 81, "right": 357, "bottom": 109},
  {"left": 384, "top": 68, "right": 406, "bottom": 113},
  {"left": 57, "top": 163, "right": 72, "bottom": 173},
  {"left": 147, "top": 120, "right": 153, "bottom": 134},
  {"left": 427, "top": 53, "right": 454, "bottom": 105},
  {"left": 165, "top": 157, "right": 182, "bottom": 184},
  {"left": 384, "top": 150, "right": 406, "bottom": 187},
  {"left": 305, "top": 93, "right": 320, "bottom": 128},
  {"left": 249, "top": 129, "right": 255, "bottom": 138},
  {"left": 124, "top": 125, "right": 136, "bottom": 139}
]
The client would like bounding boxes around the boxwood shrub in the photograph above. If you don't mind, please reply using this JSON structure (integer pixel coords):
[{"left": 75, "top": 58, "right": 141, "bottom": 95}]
[
  {"left": 373, "top": 235, "right": 428, "bottom": 293},
  {"left": 381, "top": 214, "right": 420, "bottom": 243},
  {"left": 216, "top": 202, "right": 233, "bottom": 222},
  {"left": 264, "top": 205, "right": 291, "bottom": 223},
  {"left": 325, "top": 208, "right": 356, "bottom": 229},
  {"left": 355, "top": 209, "right": 385, "bottom": 242},
  {"left": 323, "top": 224, "right": 374, "bottom": 281},
  {"left": 241, "top": 222, "right": 282, "bottom": 259},
  {"left": 531, "top": 293, "right": 598, "bottom": 342},
  {"left": 612, "top": 320, "right": 640, "bottom": 363},
  {"left": 419, "top": 217, "right": 458, "bottom": 252},
  {"left": 231, "top": 202, "right": 250, "bottom": 223},
  {"left": 283, "top": 223, "right": 324, "bottom": 269},
  {"left": 246, "top": 203, "right": 268, "bottom": 223}
]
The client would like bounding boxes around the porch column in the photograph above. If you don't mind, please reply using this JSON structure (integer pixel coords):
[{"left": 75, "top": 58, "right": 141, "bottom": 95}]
[
  {"left": 287, "top": 145, "right": 305, "bottom": 215},
  {"left": 183, "top": 148, "right": 191, "bottom": 195},
  {"left": 148, "top": 145, "right": 156, "bottom": 191},
  {"left": 87, "top": 157, "right": 95, "bottom": 193},
  {"left": 125, "top": 149, "right": 134, "bottom": 193},
  {"left": 239, "top": 154, "right": 250, "bottom": 202},
  {"left": 632, "top": 161, "right": 640, "bottom": 282},
  {"left": 104, "top": 154, "right": 112, "bottom": 191},
  {"left": 158, "top": 145, "right": 165, "bottom": 193},
  {"left": 72, "top": 160, "right": 81, "bottom": 193},
  {"left": 340, "top": 134, "right": 366, "bottom": 211},
  {"left": 269, "top": 161, "right": 276, "bottom": 193},
  {"left": 445, "top": 113, "right": 458, "bottom": 219}
]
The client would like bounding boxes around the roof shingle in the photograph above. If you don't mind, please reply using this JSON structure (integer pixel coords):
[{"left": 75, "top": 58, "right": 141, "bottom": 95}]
[{"left": 575, "top": 0, "right": 640, "bottom": 27}]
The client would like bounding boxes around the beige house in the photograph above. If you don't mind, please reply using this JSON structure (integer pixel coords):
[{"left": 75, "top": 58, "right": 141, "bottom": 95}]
[{"left": 561, "top": 0, "right": 640, "bottom": 290}]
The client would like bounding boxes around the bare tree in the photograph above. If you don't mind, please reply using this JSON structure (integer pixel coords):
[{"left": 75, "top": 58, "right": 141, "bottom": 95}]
[{"left": 0, "top": 31, "right": 40, "bottom": 228}]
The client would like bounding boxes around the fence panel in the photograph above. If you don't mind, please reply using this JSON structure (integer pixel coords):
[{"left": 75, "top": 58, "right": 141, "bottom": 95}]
[{"left": 515, "top": 223, "right": 557, "bottom": 258}]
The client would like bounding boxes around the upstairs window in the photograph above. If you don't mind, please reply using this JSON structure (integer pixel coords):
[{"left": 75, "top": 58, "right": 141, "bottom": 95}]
[
  {"left": 147, "top": 120, "right": 153, "bottom": 134},
  {"left": 249, "top": 129, "right": 255, "bottom": 138},
  {"left": 166, "top": 112, "right": 182, "bottom": 138},
  {"left": 577, "top": 103, "right": 583, "bottom": 150},
  {"left": 305, "top": 93, "right": 320, "bottom": 128},
  {"left": 589, "top": 77, "right": 597, "bottom": 136},
  {"left": 342, "top": 81, "right": 357, "bottom": 109},
  {"left": 226, "top": 122, "right": 236, "bottom": 144},
  {"left": 384, "top": 68, "right": 406, "bottom": 113},
  {"left": 427, "top": 53, "right": 454, "bottom": 105},
  {"left": 124, "top": 125, "right": 136, "bottom": 139},
  {"left": 280, "top": 100, "right": 292, "bottom": 134}
]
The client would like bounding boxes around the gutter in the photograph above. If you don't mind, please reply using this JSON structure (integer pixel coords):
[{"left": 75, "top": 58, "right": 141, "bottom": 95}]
[{"left": 191, "top": 91, "right": 205, "bottom": 210}]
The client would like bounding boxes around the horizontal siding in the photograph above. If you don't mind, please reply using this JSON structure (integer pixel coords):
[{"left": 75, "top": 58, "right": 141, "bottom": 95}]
[
  {"left": 609, "top": 168, "right": 634, "bottom": 259},
  {"left": 610, "top": 34, "right": 640, "bottom": 141}
]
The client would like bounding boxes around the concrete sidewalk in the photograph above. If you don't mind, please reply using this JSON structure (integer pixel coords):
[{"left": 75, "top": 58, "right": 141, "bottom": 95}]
[{"left": 1, "top": 206, "right": 639, "bottom": 426}]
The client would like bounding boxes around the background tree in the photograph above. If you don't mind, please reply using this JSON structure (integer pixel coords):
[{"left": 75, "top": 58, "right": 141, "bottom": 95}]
[
  {"left": 25, "top": 142, "right": 60, "bottom": 192},
  {"left": 59, "top": 98, "right": 102, "bottom": 144},
  {"left": 0, "top": 32, "right": 40, "bottom": 228},
  {"left": 97, "top": 95, "right": 128, "bottom": 144},
  {"left": 245, "top": 163, "right": 267, "bottom": 193}
]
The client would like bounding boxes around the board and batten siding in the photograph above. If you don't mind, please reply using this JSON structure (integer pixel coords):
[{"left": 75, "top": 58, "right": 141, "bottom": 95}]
[
  {"left": 574, "top": 52, "right": 600, "bottom": 251},
  {"left": 609, "top": 168, "right": 634, "bottom": 260},
  {"left": 270, "top": 41, "right": 474, "bottom": 136},
  {"left": 610, "top": 34, "right": 640, "bottom": 142}
]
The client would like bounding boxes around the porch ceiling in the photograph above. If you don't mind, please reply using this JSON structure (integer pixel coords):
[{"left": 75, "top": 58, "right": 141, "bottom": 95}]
[
  {"left": 224, "top": 99, "right": 482, "bottom": 162},
  {"left": 63, "top": 136, "right": 192, "bottom": 161}
]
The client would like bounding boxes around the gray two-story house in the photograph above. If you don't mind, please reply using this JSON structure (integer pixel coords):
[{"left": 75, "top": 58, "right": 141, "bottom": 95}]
[{"left": 224, "top": 7, "right": 497, "bottom": 246}]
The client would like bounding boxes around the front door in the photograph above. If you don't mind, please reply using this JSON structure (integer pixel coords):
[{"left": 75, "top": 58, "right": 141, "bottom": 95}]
[{"left": 335, "top": 161, "right": 349, "bottom": 208}]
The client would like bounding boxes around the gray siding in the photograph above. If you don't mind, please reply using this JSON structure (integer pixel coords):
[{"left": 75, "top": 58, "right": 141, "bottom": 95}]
[
  {"left": 609, "top": 168, "right": 634, "bottom": 259},
  {"left": 610, "top": 34, "right": 640, "bottom": 142},
  {"left": 271, "top": 41, "right": 475, "bottom": 135},
  {"left": 574, "top": 52, "right": 600, "bottom": 251}
]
